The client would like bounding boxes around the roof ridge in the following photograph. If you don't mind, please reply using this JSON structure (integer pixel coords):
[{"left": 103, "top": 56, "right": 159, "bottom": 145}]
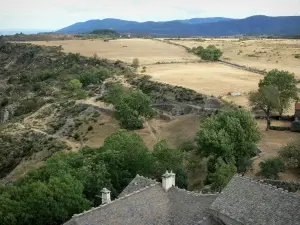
[
  {"left": 172, "top": 186, "right": 218, "bottom": 196},
  {"left": 72, "top": 183, "right": 160, "bottom": 220},
  {"left": 136, "top": 174, "right": 160, "bottom": 183},
  {"left": 234, "top": 174, "right": 300, "bottom": 198}
]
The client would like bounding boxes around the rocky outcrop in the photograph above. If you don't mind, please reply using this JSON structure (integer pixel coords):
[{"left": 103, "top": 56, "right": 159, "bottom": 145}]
[{"left": 0, "top": 103, "right": 19, "bottom": 124}]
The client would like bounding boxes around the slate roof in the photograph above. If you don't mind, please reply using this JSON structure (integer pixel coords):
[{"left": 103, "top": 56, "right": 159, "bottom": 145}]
[
  {"left": 209, "top": 175, "right": 300, "bottom": 225},
  {"left": 64, "top": 178, "right": 219, "bottom": 225},
  {"left": 118, "top": 174, "right": 158, "bottom": 198}
]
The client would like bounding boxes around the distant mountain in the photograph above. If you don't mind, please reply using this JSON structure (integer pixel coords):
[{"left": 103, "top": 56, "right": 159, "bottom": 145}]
[
  {"left": 178, "top": 17, "right": 233, "bottom": 24},
  {"left": 57, "top": 16, "right": 300, "bottom": 36}
]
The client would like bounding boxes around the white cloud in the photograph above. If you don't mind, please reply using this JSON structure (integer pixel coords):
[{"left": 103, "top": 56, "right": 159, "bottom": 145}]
[{"left": 1, "top": 0, "right": 300, "bottom": 29}]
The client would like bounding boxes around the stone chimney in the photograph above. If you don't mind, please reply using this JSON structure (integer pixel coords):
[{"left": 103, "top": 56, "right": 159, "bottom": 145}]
[
  {"left": 162, "top": 170, "right": 175, "bottom": 191},
  {"left": 170, "top": 170, "right": 176, "bottom": 187},
  {"left": 101, "top": 188, "right": 111, "bottom": 204}
]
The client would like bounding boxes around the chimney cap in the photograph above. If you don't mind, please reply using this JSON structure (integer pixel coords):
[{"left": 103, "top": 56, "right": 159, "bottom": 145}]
[
  {"left": 162, "top": 170, "right": 171, "bottom": 178},
  {"left": 101, "top": 188, "right": 111, "bottom": 194}
]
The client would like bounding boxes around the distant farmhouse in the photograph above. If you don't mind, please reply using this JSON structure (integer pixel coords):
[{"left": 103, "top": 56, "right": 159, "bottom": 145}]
[{"left": 64, "top": 172, "right": 300, "bottom": 225}]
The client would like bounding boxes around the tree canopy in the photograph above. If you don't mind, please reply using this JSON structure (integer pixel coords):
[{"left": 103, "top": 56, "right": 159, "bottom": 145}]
[
  {"left": 115, "top": 90, "right": 155, "bottom": 130},
  {"left": 257, "top": 158, "right": 286, "bottom": 179},
  {"left": 0, "top": 130, "right": 187, "bottom": 225},
  {"left": 195, "top": 45, "right": 222, "bottom": 61},
  {"left": 196, "top": 109, "right": 260, "bottom": 190},
  {"left": 258, "top": 69, "right": 297, "bottom": 116},
  {"left": 249, "top": 85, "right": 280, "bottom": 130}
]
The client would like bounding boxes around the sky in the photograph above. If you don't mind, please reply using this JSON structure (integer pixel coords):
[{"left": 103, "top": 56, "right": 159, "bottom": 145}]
[{"left": 1, "top": 0, "right": 300, "bottom": 30}]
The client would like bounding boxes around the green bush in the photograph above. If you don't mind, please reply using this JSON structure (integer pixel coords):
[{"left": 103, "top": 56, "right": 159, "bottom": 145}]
[
  {"left": 257, "top": 158, "right": 286, "bottom": 179},
  {"left": 68, "top": 79, "right": 83, "bottom": 91},
  {"left": 79, "top": 68, "right": 111, "bottom": 86},
  {"left": 199, "top": 45, "right": 223, "bottom": 61},
  {"left": 279, "top": 139, "right": 300, "bottom": 168},
  {"left": 295, "top": 54, "right": 300, "bottom": 59}
]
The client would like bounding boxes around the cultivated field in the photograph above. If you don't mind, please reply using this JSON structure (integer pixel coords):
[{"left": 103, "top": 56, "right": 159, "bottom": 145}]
[
  {"left": 27, "top": 39, "right": 199, "bottom": 64},
  {"left": 167, "top": 38, "right": 300, "bottom": 77}
]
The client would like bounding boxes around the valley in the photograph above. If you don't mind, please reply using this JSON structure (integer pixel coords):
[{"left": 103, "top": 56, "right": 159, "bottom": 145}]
[{"left": 3, "top": 37, "right": 299, "bottom": 183}]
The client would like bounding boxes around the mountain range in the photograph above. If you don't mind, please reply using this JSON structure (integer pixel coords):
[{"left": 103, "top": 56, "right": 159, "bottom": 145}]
[{"left": 57, "top": 16, "right": 300, "bottom": 36}]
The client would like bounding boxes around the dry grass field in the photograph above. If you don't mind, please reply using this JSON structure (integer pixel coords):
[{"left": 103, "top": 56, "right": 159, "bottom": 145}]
[
  {"left": 143, "top": 62, "right": 263, "bottom": 96},
  {"left": 168, "top": 38, "right": 300, "bottom": 77},
  {"left": 27, "top": 38, "right": 199, "bottom": 64}
]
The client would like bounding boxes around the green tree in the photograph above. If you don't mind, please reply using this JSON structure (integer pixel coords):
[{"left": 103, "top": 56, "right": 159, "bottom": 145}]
[
  {"left": 0, "top": 175, "right": 91, "bottom": 225},
  {"left": 115, "top": 101, "right": 143, "bottom": 129},
  {"left": 207, "top": 157, "right": 237, "bottom": 192},
  {"left": 0, "top": 188, "right": 21, "bottom": 225},
  {"left": 152, "top": 140, "right": 187, "bottom": 188},
  {"left": 279, "top": 139, "right": 300, "bottom": 169},
  {"left": 101, "top": 130, "right": 153, "bottom": 192},
  {"left": 102, "top": 82, "right": 130, "bottom": 105},
  {"left": 23, "top": 151, "right": 112, "bottom": 204},
  {"left": 196, "top": 109, "right": 260, "bottom": 172},
  {"left": 115, "top": 90, "right": 155, "bottom": 130},
  {"left": 199, "top": 45, "right": 222, "bottom": 61},
  {"left": 249, "top": 85, "right": 280, "bottom": 131},
  {"left": 192, "top": 46, "right": 204, "bottom": 55},
  {"left": 257, "top": 158, "right": 286, "bottom": 179},
  {"left": 259, "top": 69, "right": 297, "bottom": 116}
]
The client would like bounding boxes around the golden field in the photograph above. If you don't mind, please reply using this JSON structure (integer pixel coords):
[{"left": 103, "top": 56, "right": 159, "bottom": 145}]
[
  {"left": 26, "top": 38, "right": 199, "bottom": 64},
  {"left": 168, "top": 38, "right": 300, "bottom": 77}
]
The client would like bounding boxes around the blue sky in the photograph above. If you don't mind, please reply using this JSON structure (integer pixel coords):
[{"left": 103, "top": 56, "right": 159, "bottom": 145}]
[{"left": 1, "top": 0, "right": 300, "bottom": 30}]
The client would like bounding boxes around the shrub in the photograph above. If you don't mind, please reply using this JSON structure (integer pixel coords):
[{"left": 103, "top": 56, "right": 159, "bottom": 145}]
[
  {"left": 68, "top": 79, "right": 83, "bottom": 91},
  {"left": 295, "top": 54, "right": 300, "bottom": 59},
  {"left": 132, "top": 58, "right": 140, "bottom": 69},
  {"left": 79, "top": 68, "right": 111, "bottom": 86},
  {"left": 257, "top": 158, "right": 286, "bottom": 179},
  {"left": 87, "top": 126, "right": 93, "bottom": 131},
  {"left": 279, "top": 140, "right": 300, "bottom": 168},
  {"left": 73, "top": 133, "right": 80, "bottom": 141}
]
